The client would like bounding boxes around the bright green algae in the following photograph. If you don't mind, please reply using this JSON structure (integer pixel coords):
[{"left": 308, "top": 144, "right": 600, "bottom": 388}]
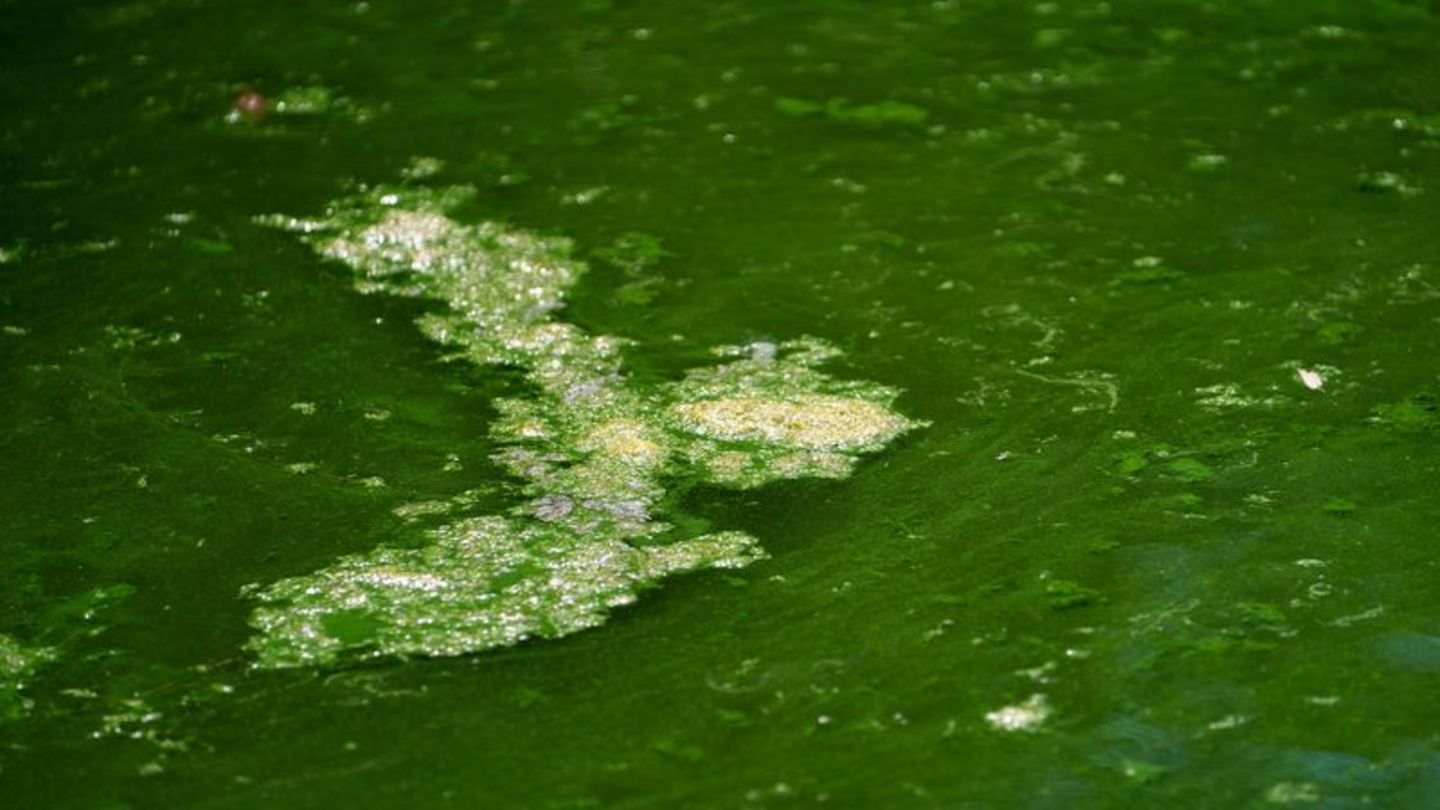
[
  {"left": 6, "top": 2, "right": 1436, "bottom": 804},
  {"left": 250, "top": 184, "right": 919, "bottom": 667},
  {"left": 246, "top": 517, "right": 761, "bottom": 665}
]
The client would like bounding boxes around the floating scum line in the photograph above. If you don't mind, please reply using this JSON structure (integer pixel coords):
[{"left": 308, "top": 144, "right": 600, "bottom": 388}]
[{"left": 250, "top": 184, "right": 921, "bottom": 668}]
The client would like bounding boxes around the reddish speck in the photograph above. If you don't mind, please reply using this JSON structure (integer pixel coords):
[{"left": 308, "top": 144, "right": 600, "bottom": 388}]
[{"left": 232, "top": 88, "right": 267, "bottom": 121}]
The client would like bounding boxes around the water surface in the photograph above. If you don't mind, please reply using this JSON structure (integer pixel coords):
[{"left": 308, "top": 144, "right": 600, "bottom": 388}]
[{"left": 2, "top": 1, "right": 1438, "bottom": 807}]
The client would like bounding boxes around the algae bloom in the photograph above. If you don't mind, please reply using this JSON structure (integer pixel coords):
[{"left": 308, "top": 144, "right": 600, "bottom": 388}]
[
  {"left": 251, "top": 183, "right": 920, "bottom": 667},
  {"left": 671, "top": 395, "right": 908, "bottom": 450}
]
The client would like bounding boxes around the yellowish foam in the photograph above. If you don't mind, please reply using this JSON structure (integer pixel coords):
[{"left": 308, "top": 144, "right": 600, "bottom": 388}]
[{"left": 671, "top": 394, "right": 909, "bottom": 450}]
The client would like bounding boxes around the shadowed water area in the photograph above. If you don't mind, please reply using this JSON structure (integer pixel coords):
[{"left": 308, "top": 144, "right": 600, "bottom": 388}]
[{"left": 2, "top": 0, "right": 1438, "bottom": 807}]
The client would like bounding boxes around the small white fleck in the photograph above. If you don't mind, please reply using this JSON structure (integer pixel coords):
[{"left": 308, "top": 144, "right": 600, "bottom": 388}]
[
  {"left": 1296, "top": 367, "right": 1324, "bottom": 390},
  {"left": 1207, "top": 714, "right": 1249, "bottom": 731},
  {"left": 1015, "top": 661, "right": 1056, "bottom": 683},
  {"left": 984, "top": 693, "right": 1050, "bottom": 732},
  {"left": 1265, "top": 781, "right": 1321, "bottom": 804}
]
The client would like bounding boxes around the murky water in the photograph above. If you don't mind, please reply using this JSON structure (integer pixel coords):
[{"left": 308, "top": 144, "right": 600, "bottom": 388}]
[{"left": 3, "top": 1, "right": 1438, "bottom": 807}]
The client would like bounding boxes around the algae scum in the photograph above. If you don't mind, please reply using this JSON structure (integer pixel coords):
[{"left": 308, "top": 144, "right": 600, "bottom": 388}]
[
  {"left": 5, "top": 0, "right": 1440, "bottom": 805},
  {"left": 250, "top": 185, "right": 919, "bottom": 667}
]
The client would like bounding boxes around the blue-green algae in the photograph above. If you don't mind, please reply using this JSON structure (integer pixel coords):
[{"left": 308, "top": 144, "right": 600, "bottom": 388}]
[
  {"left": 3, "top": 0, "right": 1440, "bottom": 807},
  {"left": 249, "top": 184, "right": 919, "bottom": 667}
]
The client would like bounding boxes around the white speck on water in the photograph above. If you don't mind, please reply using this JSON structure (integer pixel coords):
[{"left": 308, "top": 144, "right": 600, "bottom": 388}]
[
  {"left": 984, "top": 694, "right": 1050, "bottom": 732},
  {"left": 1015, "top": 661, "right": 1056, "bottom": 683},
  {"left": 1207, "top": 714, "right": 1249, "bottom": 731},
  {"left": 1265, "top": 781, "right": 1321, "bottom": 804}
]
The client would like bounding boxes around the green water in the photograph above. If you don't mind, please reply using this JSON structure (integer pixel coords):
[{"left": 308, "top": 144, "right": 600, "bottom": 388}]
[{"left": 3, "top": 0, "right": 1439, "bottom": 807}]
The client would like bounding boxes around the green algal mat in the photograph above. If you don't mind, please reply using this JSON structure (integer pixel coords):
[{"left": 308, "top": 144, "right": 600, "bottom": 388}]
[{"left": 248, "top": 183, "right": 920, "bottom": 667}]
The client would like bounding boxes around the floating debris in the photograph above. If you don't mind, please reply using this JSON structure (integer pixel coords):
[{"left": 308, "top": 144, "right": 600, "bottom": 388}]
[
  {"left": 251, "top": 185, "right": 920, "bottom": 667},
  {"left": 401, "top": 156, "right": 445, "bottom": 180},
  {"left": 1296, "top": 368, "right": 1324, "bottom": 391},
  {"left": 1265, "top": 781, "right": 1321, "bottom": 804},
  {"left": 667, "top": 340, "right": 918, "bottom": 488},
  {"left": 984, "top": 694, "right": 1051, "bottom": 733},
  {"left": 672, "top": 395, "right": 905, "bottom": 451},
  {"left": 1195, "top": 383, "right": 1287, "bottom": 412},
  {"left": 1356, "top": 170, "right": 1422, "bottom": 196},
  {"left": 249, "top": 518, "right": 761, "bottom": 667},
  {"left": 227, "top": 88, "right": 267, "bottom": 123},
  {"left": 1187, "top": 152, "right": 1229, "bottom": 173},
  {"left": 272, "top": 85, "right": 348, "bottom": 116}
]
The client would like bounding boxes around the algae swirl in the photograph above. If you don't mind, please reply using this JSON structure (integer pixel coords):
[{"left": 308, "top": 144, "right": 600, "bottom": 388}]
[{"left": 251, "top": 184, "right": 919, "bottom": 668}]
